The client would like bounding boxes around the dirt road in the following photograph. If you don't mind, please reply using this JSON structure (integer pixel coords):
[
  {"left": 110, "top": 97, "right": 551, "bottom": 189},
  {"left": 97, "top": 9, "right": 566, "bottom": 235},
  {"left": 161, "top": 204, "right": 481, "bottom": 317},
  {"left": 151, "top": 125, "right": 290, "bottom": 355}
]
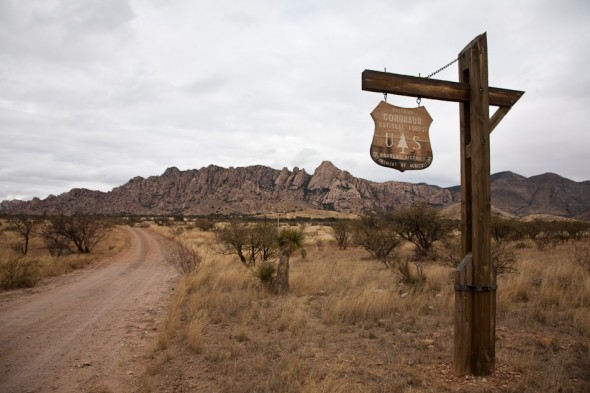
[{"left": 0, "top": 227, "right": 179, "bottom": 393}]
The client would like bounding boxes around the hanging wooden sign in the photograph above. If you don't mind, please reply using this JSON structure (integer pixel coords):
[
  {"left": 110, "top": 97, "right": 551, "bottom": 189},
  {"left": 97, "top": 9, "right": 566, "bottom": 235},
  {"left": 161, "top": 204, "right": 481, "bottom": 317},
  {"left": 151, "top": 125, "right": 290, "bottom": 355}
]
[{"left": 369, "top": 101, "right": 433, "bottom": 172}]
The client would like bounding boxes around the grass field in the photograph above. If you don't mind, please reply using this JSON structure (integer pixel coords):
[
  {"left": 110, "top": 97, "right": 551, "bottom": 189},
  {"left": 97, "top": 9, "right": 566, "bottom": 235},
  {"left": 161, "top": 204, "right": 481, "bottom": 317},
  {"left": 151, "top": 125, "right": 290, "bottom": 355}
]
[
  {"left": 139, "top": 223, "right": 590, "bottom": 393},
  {"left": 0, "top": 221, "right": 127, "bottom": 289}
]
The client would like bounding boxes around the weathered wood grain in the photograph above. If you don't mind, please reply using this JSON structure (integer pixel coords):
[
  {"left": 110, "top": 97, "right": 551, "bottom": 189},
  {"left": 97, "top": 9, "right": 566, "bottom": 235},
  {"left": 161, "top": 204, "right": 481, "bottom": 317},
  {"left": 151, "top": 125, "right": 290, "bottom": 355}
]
[{"left": 362, "top": 70, "right": 523, "bottom": 107}]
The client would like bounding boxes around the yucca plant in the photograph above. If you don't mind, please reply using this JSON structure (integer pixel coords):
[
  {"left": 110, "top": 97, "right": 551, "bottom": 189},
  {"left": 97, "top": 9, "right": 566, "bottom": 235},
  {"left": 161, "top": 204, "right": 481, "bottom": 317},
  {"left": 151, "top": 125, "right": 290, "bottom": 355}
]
[{"left": 272, "top": 228, "right": 305, "bottom": 294}]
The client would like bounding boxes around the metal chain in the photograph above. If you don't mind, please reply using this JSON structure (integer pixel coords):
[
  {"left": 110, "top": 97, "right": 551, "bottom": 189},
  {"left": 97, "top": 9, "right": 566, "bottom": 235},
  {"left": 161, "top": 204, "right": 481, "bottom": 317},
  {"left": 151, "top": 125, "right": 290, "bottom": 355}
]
[
  {"left": 383, "top": 67, "right": 388, "bottom": 102},
  {"left": 425, "top": 57, "right": 459, "bottom": 79},
  {"left": 383, "top": 59, "right": 458, "bottom": 105},
  {"left": 417, "top": 57, "right": 459, "bottom": 106}
]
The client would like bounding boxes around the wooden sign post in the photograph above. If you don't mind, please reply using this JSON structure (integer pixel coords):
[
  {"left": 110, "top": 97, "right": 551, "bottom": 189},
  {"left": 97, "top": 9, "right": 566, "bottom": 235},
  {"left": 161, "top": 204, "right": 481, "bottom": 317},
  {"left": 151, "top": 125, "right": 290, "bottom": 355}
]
[{"left": 362, "top": 33, "right": 524, "bottom": 376}]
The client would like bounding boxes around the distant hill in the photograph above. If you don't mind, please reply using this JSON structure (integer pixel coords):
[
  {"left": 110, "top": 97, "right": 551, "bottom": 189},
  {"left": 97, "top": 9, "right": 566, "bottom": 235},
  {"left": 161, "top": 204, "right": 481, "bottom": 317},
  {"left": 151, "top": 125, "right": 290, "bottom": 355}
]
[
  {"left": 1, "top": 162, "right": 589, "bottom": 220},
  {"left": 489, "top": 171, "right": 590, "bottom": 219}
]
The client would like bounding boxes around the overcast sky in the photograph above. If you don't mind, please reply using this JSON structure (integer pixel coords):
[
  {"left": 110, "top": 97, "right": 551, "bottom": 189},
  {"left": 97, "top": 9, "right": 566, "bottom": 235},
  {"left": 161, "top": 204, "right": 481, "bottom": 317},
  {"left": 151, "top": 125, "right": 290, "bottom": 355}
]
[{"left": 1, "top": 0, "right": 589, "bottom": 201}]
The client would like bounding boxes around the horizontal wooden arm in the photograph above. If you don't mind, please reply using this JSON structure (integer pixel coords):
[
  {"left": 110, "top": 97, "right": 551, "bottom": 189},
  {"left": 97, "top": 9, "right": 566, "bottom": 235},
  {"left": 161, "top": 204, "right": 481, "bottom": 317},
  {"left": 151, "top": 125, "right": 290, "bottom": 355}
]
[{"left": 362, "top": 70, "right": 524, "bottom": 107}]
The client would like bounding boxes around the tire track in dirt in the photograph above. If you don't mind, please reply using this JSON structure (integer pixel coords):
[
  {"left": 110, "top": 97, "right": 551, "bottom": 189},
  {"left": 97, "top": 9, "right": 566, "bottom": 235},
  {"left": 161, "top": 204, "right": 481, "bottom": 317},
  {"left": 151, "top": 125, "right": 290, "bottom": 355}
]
[{"left": 0, "top": 227, "right": 179, "bottom": 393}]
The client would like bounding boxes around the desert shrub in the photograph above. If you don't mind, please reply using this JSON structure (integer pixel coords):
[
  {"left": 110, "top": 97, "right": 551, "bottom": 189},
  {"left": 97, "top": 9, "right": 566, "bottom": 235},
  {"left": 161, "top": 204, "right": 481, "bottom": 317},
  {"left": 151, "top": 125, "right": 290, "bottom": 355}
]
[
  {"left": 353, "top": 214, "right": 400, "bottom": 268},
  {"left": 394, "top": 258, "right": 425, "bottom": 285},
  {"left": 6, "top": 215, "right": 39, "bottom": 255},
  {"left": 328, "top": 220, "right": 353, "bottom": 250},
  {"left": 253, "top": 260, "right": 276, "bottom": 289},
  {"left": 534, "top": 234, "right": 559, "bottom": 251},
  {"left": 490, "top": 216, "right": 520, "bottom": 244},
  {"left": 213, "top": 222, "right": 305, "bottom": 293},
  {"left": 440, "top": 236, "right": 517, "bottom": 277},
  {"left": 214, "top": 221, "right": 278, "bottom": 267},
  {"left": 521, "top": 219, "right": 544, "bottom": 240},
  {"left": 44, "top": 215, "right": 112, "bottom": 254},
  {"left": 41, "top": 224, "right": 73, "bottom": 258},
  {"left": 0, "top": 255, "right": 40, "bottom": 289},
  {"left": 390, "top": 203, "right": 454, "bottom": 259},
  {"left": 171, "top": 239, "right": 202, "bottom": 274},
  {"left": 171, "top": 226, "right": 185, "bottom": 235},
  {"left": 514, "top": 241, "right": 528, "bottom": 249},
  {"left": 315, "top": 238, "right": 324, "bottom": 251},
  {"left": 570, "top": 242, "right": 590, "bottom": 272},
  {"left": 193, "top": 219, "right": 216, "bottom": 232},
  {"left": 491, "top": 241, "right": 518, "bottom": 276},
  {"left": 186, "top": 312, "right": 207, "bottom": 353},
  {"left": 440, "top": 236, "right": 462, "bottom": 268}
]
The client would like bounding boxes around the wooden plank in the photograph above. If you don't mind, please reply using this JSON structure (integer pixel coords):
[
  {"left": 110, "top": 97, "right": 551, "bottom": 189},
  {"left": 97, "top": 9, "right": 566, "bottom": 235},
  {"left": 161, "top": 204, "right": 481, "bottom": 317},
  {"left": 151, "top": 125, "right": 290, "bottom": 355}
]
[
  {"left": 369, "top": 101, "right": 434, "bottom": 171},
  {"left": 465, "top": 32, "right": 494, "bottom": 377},
  {"left": 454, "top": 253, "right": 473, "bottom": 375},
  {"left": 362, "top": 69, "right": 524, "bottom": 107},
  {"left": 454, "top": 32, "right": 496, "bottom": 377},
  {"left": 489, "top": 106, "right": 512, "bottom": 133},
  {"left": 456, "top": 43, "right": 473, "bottom": 377}
]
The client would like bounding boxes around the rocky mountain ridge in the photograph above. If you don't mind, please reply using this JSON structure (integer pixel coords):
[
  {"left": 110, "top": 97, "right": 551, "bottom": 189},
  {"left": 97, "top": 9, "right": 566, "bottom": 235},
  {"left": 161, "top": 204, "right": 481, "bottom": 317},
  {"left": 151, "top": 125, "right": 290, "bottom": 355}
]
[{"left": 1, "top": 161, "right": 589, "bottom": 220}]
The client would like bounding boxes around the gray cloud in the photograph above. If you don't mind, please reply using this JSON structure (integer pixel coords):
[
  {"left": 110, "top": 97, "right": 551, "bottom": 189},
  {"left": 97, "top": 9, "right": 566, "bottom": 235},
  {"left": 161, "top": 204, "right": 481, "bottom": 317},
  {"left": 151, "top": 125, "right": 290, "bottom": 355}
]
[{"left": 1, "top": 0, "right": 589, "bottom": 202}]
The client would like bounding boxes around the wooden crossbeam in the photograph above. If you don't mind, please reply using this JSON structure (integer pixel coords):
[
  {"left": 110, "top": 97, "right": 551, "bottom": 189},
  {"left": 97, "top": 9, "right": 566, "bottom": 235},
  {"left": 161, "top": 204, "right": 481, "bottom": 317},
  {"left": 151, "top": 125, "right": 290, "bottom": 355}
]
[{"left": 362, "top": 70, "right": 523, "bottom": 108}]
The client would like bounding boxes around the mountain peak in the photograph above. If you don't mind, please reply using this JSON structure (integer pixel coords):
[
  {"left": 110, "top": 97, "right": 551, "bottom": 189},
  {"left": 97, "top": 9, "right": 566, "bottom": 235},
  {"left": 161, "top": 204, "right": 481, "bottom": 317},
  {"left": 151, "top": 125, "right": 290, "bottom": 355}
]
[
  {"left": 308, "top": 161, "right": 341, "bottom": 191},
  {"left": 528, "top": 172, "right": 568, "bottom": 183},
  {"left": 315, "top": 160, "right": 339, "bottom": 173},
  {"left": 162, "top": 167, "right": 182, "bottom": 177},
  {"left": 490, "top": 171, "right": 526, "bottom": 182}
]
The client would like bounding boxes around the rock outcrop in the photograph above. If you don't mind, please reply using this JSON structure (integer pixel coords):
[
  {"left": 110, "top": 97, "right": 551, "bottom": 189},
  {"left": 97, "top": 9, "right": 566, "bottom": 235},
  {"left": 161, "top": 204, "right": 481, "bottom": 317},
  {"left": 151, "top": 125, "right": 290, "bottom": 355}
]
[{"left": 1, "top": 162, "right": 589, "bottom": 219}]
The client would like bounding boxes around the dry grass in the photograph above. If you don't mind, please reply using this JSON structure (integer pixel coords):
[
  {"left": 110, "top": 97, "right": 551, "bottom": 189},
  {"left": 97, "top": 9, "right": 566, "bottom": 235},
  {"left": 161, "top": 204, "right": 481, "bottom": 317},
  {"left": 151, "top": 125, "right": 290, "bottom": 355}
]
[
  {"left": 138, "top": 225, "right": 590, "bottom": 393},
  {"left": 0, "top": 223, "right": 127, "bottom": 290}
]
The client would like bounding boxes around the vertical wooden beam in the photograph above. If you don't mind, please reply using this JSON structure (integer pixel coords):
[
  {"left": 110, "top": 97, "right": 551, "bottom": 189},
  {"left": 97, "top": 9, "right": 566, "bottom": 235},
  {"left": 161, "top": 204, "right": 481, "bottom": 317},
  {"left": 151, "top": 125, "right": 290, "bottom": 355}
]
[
  {"left": 454, "top": 253, "right": 473, "bottom": 374},
  {"left": 455, "top": 43, "right": 473, "bottom": 375},
  {"left": 454, "top": 33, "right": 496, "bottom": 376}
]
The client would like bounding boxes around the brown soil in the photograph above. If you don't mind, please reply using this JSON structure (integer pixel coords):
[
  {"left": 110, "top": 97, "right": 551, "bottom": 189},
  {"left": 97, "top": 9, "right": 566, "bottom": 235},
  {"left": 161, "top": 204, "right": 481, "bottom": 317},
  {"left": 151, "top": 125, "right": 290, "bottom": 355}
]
[{"left": 0, "top": 227, "right": 179, "bottom": 393}]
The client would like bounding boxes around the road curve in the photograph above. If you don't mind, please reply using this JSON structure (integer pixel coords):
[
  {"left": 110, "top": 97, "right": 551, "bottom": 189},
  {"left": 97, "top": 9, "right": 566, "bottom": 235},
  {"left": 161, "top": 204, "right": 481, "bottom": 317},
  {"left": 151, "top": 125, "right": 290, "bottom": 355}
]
[{"left": 0, "top": 227, "right": 179, "bottom": 393}]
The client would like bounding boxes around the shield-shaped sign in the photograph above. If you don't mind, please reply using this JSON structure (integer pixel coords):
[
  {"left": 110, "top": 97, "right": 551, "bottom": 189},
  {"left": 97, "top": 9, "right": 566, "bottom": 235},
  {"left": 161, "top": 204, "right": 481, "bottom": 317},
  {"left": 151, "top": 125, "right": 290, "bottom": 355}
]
[{"left": 370, "top": 101, "right": 433, "bottom": 172}]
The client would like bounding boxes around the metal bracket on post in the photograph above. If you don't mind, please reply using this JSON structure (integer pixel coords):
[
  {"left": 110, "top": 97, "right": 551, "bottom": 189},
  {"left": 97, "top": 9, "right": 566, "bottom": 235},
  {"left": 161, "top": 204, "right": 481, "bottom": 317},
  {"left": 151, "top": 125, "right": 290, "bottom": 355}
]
[{"left": 455, "top": 284, "right": 497, "bottom": 292}]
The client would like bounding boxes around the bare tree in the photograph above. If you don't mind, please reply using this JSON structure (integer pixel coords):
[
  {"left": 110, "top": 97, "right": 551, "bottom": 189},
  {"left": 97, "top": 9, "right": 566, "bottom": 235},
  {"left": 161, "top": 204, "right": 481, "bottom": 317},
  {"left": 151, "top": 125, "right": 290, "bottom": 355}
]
[
  {"left": 214, "top": 221, "right": 278, "bottom": 267},
  {"left": 328, "top": 220, "right": 353, "bottom": 250},
  {"left": 214, "top": 221, "right": 304, "bottom": 293},
  {"left": 6, "top": 215, "right": 38, "bottom": 255},
  {"left": 391, "top": 203, "right": 454, "bottom": 259},
  {"left": 441, "top": 235, "right": 517, "bottom": 277},
  {"left": 41, "top": 223, "right": 73, "bottom": 258},
  {"left": 353, "top": 214, "right": 400, "bottom": 268},
  {"left": 46, "top": 215, "right": 112, "bottom": 254}
]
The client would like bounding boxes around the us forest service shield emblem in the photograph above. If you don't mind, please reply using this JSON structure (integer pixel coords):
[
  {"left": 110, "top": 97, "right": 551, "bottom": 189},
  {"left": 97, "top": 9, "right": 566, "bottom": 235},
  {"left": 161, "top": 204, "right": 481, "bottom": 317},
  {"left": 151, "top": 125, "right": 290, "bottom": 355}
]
[{"left": 370, "top": 101, "right": 433, "bottom": 172}]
